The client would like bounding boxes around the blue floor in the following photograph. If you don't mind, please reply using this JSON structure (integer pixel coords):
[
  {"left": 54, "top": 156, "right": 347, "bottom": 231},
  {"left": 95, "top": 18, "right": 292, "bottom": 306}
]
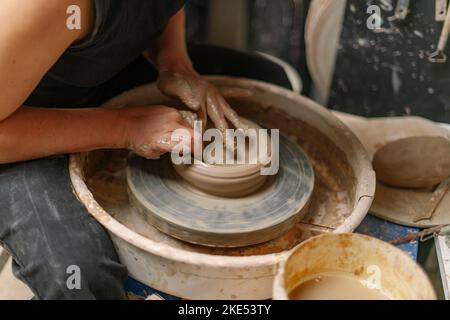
[{"left": 356, "top": 214, "right": 419, "bottom": 260}]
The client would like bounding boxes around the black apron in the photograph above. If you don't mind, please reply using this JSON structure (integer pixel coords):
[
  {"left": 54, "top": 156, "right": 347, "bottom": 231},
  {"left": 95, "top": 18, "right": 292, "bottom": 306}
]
[{"left": 25, "top": 0, "right": 185, "bottom": 108}]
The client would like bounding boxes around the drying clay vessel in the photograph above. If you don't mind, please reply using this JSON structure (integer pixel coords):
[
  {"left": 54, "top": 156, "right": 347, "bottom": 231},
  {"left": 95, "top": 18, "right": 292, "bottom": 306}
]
[
  {"left": 334, "top": 111, "right": 450, "bottom": 227},
  {"left": 70, "top": 77, "right": 375, "bottom": 299},
  {"left": 334, "top": 112, "right": 450, "bottom": 159},
  {"left": 306, "top": 0, "right": 346, "bottom": 103},
  {"left": 373, "top": 136, "right": 450, "bottom": 189}
]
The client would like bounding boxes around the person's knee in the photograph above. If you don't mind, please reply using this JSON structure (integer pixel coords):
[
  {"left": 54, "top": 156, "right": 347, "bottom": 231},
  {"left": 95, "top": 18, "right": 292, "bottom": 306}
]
[
  {"left": 27, "top": 254, "right": 127, "bottom": 300},
  {"left": 14, "top": 242, "right": 128, "bottom": 300},
  {"left": 61, "top": 253, "right": 128, "bottom": 300},
  {"left": 1, "top": 157, "right": 129, "bottom": 300}
]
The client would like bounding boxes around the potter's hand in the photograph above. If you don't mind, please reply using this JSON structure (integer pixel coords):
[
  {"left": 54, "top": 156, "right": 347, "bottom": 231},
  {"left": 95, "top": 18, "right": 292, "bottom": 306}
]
[
  {"left": 122, "top": 106, "right": 195, "bottom": 159},
  {"left": 157, "top": 70, "right": 252, "bottom": 135}
]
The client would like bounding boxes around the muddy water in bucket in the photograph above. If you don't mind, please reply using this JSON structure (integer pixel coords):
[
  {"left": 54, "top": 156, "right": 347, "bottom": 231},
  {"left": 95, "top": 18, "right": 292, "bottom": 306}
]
[
  {"left": 289, "top": 273, "right": 390, "bottom": 300},
  {"left": 273, "top": 233, "right": 436, "bottom": 300}
]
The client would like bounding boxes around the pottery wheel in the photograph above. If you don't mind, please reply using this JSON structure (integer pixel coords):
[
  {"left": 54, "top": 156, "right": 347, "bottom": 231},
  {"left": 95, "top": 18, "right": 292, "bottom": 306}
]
[{"left": 127, "top": 134, "right": 314, "bottom": 247}]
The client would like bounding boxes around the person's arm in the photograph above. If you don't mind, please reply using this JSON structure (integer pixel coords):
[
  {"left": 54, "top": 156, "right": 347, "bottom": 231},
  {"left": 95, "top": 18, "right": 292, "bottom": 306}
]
[
  {"left": 145, "top": 9, "right": 198, "bottom": 77},
  {"left": 146, "top": 8, "right": 251, "bottom": 136},
  {"left": 0, "top": 0, "right": 193, "bottom": 164},
  {"left": 0, "top": 105, "right": 194, "bottom": 164},
  {"left": 0, "top": 107, "right": 124, "bottom": 163}
]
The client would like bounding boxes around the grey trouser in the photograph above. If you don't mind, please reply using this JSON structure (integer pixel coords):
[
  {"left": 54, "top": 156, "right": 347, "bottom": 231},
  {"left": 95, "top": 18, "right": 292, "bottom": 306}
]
[
  {"left": 0, "top": 56, "right": 157, "bottom": 300},
  {"left": 0, "top": 48, "right": 291, "bottom": 300},
  {"left": 0, "top": 156, "right": 128, "bottom": 299}
]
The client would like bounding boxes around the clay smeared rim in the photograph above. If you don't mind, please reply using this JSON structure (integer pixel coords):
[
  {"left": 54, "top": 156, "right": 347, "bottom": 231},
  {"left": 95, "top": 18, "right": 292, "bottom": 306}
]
[
  {"left": 69, "top": 76, "right": 375, "bottom": 269},
  {"left": 178, "top": 160, "right": 262, "bottom": 179},
  {"left": 272, "top": 233, "right": 437, "bottom": 300}
]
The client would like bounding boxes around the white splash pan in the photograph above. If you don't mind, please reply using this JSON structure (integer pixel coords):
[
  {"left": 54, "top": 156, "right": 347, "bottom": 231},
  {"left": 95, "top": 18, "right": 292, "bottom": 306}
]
[{"left": 69, "top": 77, "right": 375, "bottom": 299}]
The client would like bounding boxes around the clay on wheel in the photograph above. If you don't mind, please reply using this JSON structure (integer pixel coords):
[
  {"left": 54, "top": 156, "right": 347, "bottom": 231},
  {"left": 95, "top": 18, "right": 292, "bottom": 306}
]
[
  {"left": 126, "top": 133, "right": 314, "bottom": 247},
  {"left": 373, "top": 136, "right": 450, "bottom": 189},
  {"left": 173, "top": 118, "right": 271, "bottom": 198}
]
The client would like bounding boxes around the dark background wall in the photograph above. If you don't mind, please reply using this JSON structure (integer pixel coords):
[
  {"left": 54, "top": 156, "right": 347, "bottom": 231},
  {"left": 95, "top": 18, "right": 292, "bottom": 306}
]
[{"left": 184, "top": 0, "right": 312, "bottom": 94}]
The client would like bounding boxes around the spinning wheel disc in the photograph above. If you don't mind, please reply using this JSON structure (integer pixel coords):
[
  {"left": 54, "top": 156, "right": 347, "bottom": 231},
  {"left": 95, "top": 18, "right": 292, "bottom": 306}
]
[{"left": 127, "top": 134, "right": 314, "bottom": 247}]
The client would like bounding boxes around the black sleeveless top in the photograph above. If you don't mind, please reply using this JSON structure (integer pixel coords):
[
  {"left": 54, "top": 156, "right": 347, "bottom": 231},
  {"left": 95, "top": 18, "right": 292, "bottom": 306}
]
[{"left": 26, "top": 0, "right": 185, "bottom": 107}]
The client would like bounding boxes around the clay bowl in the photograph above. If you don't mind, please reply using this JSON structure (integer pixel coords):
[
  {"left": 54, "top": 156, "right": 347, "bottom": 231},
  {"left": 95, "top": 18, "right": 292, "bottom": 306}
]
[
  {"left": 273, "top": 233, "right": 436, "bottom": 300},
  {"left": 173, "top": 162, "right": 266, "bottom": 198},
  {"left": 173, "top": 118, "right": 271, "bottom": 198}
]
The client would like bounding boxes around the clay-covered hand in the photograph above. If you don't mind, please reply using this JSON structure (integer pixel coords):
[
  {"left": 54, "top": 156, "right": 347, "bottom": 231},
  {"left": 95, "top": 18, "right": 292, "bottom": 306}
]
[
  {"left": 121, "top": 105, "right": 196, "bottom": 159},
  {"left": 157, "top": 70, "right": 252, "bottom": 135}
]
